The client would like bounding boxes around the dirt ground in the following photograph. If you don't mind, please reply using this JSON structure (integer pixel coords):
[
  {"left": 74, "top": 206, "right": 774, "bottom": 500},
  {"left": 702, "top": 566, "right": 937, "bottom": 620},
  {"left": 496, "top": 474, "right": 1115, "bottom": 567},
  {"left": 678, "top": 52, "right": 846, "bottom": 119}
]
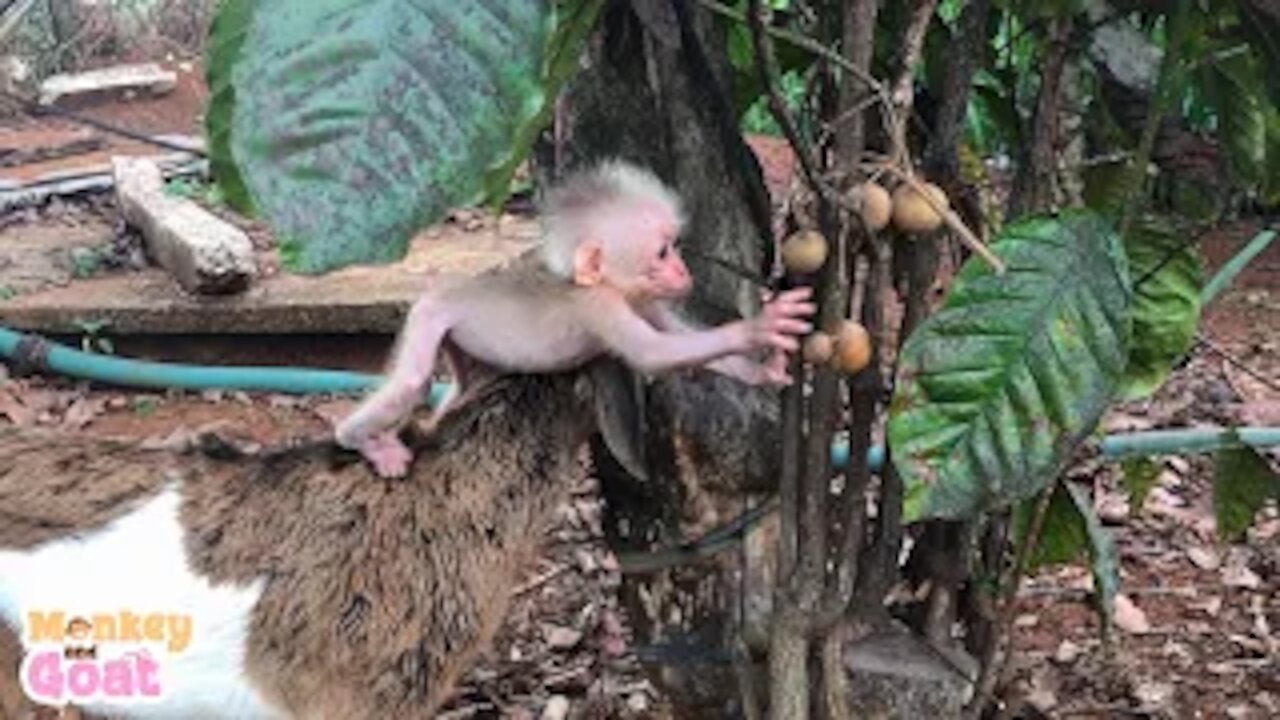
[{"left": 1, "top": 57, "right": 1278, "bottom": 720}]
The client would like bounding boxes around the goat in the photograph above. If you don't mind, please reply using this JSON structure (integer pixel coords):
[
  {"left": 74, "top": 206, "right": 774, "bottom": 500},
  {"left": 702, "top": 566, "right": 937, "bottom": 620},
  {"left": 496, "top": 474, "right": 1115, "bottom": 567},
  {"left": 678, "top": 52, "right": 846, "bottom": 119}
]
[{"left": 0, "top": 371, "right": 600, "bottom": 719}]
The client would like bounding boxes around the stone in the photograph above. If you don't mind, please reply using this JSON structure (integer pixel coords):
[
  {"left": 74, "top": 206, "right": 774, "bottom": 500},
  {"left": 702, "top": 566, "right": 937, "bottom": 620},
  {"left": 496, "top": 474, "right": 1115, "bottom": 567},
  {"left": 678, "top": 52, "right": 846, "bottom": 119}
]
[
  {"left": 39, "top": 63, "right": 177, "bottom": 105},
  {"left": 843, "top": 629, "right": 976, "bottom": 717},
  {"left": 113, "top": 156, "right": 257, "bottom": 295}
]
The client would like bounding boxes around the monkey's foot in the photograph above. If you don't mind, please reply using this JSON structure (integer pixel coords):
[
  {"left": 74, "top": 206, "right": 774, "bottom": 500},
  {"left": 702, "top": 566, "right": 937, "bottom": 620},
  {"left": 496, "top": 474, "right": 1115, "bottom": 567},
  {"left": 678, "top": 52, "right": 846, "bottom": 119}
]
[{"left": 360, "top": 433, "right": 414, "bottom": 478}]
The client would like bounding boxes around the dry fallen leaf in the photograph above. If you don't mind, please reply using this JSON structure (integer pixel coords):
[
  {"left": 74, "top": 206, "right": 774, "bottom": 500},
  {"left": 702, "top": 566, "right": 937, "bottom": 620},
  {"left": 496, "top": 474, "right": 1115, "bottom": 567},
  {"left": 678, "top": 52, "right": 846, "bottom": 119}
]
[
  {"left": 542, "top": 625, "right": 583, "bottom": 651},
  {"left": 1054, "top": 639, "right": 1083, "bottom": 664},
  {"left": 1186, "top": 546, "right": 1221, "bottom": 571},
  {"left": 1223, "top": 564, "right": 1263, "bottom": 590},
  {"left": 1114, "top": 594, "right": 1152, "bottom": 634},
  {"left": 540, "top": 695, "right": 569, "bottom": 720},
  {"left": 61, "top": 395, "right": 106, "bottom": 430},
  {"left": 0, "top": 388, "right": 35, "bottom": 426},
  {"left": 1132, "top": 681, "right": 1175, "bottom": 711}
]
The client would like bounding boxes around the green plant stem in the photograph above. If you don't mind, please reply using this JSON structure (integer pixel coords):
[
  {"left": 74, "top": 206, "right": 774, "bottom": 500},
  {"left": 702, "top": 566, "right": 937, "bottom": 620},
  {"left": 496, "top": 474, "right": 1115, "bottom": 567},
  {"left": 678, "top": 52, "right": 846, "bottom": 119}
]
[
  {"left": 1200, "top": 229, "right": 1277, "bottom": 304},
  {"left": 966, "top": 484, "right": 1056, "bottom": 719},
  {"left": 1118, "top": 0, "right": 1192, "bottom": 239}
]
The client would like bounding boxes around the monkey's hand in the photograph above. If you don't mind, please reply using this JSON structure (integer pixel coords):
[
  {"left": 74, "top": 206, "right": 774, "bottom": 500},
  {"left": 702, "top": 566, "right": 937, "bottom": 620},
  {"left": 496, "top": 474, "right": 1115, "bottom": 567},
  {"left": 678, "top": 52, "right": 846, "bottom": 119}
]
[
  {"left": 356, "top": 431, "right": 414, "bottom": 479},
  {"left": 742, "top": 287, "right": 816, "bottom": 354}
]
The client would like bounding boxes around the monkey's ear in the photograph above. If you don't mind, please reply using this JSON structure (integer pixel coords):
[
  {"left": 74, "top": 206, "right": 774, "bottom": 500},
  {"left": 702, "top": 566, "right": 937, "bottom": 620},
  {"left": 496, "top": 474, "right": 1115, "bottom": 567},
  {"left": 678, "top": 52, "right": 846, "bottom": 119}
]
[{"left": 572, "top": 242, "right": 605, "bottom": 287}]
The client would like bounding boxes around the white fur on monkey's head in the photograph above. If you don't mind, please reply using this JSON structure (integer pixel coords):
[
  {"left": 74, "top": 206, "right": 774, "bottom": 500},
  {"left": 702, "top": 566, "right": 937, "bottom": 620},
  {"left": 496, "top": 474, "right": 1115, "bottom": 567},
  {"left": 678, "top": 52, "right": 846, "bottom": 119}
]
[{"left": 538, "top": 159, "right": 687, "bottom": 279}]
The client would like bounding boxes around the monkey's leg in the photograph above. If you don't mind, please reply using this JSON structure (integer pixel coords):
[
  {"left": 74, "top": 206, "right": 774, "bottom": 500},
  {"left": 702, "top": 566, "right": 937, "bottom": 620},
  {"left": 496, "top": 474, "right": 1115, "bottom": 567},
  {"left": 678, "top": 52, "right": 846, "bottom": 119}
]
[
  {"left": 335, "top": 294, "right": 450, "bottom": 477},
  {"left": 416, "top": 342, "right": 503, "bottom": 435}
]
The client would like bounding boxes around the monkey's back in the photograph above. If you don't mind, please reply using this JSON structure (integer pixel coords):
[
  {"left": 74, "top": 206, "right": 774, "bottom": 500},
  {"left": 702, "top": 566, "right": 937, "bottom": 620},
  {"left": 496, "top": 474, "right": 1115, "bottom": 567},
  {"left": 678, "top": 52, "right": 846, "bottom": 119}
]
[{"left": 443, "top": 256, "right": 603, "bottom": 372}]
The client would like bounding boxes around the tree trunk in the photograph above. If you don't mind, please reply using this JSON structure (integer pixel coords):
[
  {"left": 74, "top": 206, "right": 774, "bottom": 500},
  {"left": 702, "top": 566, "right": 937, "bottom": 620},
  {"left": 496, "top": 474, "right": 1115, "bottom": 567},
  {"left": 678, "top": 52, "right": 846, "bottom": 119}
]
[{"left": 540, "top": 0, "right": 773, "bottom": 321}]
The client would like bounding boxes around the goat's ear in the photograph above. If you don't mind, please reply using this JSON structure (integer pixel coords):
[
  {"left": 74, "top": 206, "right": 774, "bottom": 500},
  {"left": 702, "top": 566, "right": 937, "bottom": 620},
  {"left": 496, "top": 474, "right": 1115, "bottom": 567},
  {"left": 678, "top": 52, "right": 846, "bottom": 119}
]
[{"left": 587, "top": 357, "right": 648, "bottom": 482}]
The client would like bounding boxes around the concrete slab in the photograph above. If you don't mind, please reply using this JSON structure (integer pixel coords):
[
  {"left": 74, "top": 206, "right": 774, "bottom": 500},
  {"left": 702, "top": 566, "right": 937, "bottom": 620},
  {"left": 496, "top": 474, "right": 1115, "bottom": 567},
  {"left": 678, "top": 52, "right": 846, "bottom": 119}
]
[{"left": 0, "top": 216, "right": 541, "bottom": 335}]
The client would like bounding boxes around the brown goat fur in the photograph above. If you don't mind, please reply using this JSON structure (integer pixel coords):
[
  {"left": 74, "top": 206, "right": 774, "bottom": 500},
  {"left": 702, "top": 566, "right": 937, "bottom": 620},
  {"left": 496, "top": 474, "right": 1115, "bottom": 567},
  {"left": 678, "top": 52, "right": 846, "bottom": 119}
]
[{"left": 0, "top": 372, "right": 597, "bottom": 719}]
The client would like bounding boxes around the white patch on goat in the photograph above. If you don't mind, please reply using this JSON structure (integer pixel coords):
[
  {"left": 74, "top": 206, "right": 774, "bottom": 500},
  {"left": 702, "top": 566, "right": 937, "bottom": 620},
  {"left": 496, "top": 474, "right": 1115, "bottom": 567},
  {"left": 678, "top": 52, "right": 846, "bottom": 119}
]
[{"left": 0, "top": 485, "right": 288, "bottom": 719}]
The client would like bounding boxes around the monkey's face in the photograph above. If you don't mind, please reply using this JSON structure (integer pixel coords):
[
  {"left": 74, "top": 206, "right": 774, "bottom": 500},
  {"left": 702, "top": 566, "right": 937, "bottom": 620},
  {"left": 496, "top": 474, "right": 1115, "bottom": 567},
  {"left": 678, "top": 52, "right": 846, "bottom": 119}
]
[{"left": 609, "top": 201, "right": 691, "bottom": 302}]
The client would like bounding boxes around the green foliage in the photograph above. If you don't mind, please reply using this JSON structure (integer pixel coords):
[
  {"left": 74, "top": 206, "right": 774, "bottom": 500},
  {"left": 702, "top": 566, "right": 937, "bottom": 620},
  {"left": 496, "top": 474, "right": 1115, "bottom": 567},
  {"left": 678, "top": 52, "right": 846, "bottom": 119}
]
[
  {"left": 1119, "top": 217, "right": 1204, "bottom": 400},
  {"left": 1014, "top": 482, "right": 1119, "bottom": 632},
  {"left": 74, "top": 319, "right": 115, "bottom": 355},
  {"left": 165, "top": 177, "right": 226, "bottom": 207},
  {"left": 724, "top": 0, "right": 813, "bottom": 122},
  {"left": 69, "top": 247, "right": 104, "bottom": 279},
  {"left": 204, "top": 0, "right": 583, "bottom": 274},
  {"left": 1120, "top": 457, "right": 1162, "bottom": 515},
  {"left": 483, "top": 0, "right": 606, "bottom": 212},
  {"left": 1081, "top": 159, "right": 1132, "bottom": 221},
  {"left": 889, "top": 212, "right": 1133, "bottom": 522},
  {"left": 1016, "top": 484, "right": 1084, "bottom": 568},
  {"left": 1198, "top": 46, "right": 1269, "bottom": 186},
  {"left": 740, "top": 70, "right": 806, "bottom": 137},
  {"left": 1214, "top": 438, "right": 1280, "bottom": 543},
  {"left": 966, "top": 70, "right": 1020, "bottom": 156},
  {"left": 204, "top": 0, "right": 256, "bottom": 215}
]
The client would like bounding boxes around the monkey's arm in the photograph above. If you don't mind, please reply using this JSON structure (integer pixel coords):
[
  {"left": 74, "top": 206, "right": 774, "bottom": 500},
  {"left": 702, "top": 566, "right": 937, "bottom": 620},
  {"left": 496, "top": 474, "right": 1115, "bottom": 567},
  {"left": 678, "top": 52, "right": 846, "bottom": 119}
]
[
  {"left": 643, "top": 303, "right": 786, "bottom": 385},
  {"left": 584, "top": 293, "right": 759, "bottom": 374}
]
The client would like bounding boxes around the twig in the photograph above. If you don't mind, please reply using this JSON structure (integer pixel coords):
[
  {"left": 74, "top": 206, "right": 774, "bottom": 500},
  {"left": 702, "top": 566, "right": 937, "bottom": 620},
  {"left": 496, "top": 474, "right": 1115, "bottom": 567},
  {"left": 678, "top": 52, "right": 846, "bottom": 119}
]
[
  {"left": 888, "top": 0, "right": 940, "bottom": 170},
  {"left": 697, "top": 0, "right": 899, "bottom": 148},
  {"left": 731, "top": 637, "right": 764, "bottom": 720},
  {"left": 746, "top": 0, "right": 824, "bottom": 200},
  {"left": 513, "top": 563, "right": 569, "bottom": 596},
  {"left": 1196, "top": 334, "right": 1280, "bottom": 394},
  {"left": 434, "top": 703, "right": 497, "bottom": 720},
  {"left": 873, "top": 162, "right": 1007, "bottom": 274},
  {"left": 1119, "top": 0, "right": 1192, "bottom": 239}
]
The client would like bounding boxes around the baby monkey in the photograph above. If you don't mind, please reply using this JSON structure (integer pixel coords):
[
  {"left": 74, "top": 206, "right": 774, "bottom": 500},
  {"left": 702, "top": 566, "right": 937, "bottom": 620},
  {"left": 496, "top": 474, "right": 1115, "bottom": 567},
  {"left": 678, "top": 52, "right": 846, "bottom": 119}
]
[{"left": 336, "top": 160, "right": 816, "bottom": 478}]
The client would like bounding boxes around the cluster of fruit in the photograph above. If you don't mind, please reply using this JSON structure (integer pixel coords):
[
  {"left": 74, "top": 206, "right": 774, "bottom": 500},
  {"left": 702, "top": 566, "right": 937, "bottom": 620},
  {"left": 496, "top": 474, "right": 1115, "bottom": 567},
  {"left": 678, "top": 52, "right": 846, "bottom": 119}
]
[{"left": 777, "top": 179, "right": 950, "bottom": 375}]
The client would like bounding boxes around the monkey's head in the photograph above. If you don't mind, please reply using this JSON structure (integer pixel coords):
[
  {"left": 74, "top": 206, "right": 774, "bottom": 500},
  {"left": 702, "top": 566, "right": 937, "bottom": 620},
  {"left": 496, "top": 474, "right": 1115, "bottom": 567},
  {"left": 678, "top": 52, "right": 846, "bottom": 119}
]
[{"left": 540, "top": 160, "right": 692, "bottom": 303}]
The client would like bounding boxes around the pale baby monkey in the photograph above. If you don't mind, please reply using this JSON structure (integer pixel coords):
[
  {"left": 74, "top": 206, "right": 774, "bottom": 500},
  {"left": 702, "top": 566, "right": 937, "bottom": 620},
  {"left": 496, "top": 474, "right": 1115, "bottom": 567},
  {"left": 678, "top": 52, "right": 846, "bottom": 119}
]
[{"left": 335, "top": 160, "right": 816, "bottom": 477}]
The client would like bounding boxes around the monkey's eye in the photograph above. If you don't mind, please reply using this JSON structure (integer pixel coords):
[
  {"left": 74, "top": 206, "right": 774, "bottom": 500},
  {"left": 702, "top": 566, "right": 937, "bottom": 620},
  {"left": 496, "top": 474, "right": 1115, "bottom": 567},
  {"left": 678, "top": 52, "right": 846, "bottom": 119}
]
[{"left": 657, "top": 244, "right": 671, "bottom": 260}]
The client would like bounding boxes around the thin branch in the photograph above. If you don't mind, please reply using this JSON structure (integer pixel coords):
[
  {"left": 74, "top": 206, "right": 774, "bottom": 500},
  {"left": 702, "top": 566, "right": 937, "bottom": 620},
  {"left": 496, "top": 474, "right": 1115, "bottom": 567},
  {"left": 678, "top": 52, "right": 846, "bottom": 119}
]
[
  {"left": 746, "top": 0, "right": 825, "bottom": 199},
  {"left": 698, "top": 0, "right": 900, "bottom": 148},
  {"left": 1119, "top": 0, "right": 1193, "bottom": 239},
  {"left": 888, "top": 0, "right": 940, "bottom": 169},
  {"left": 1196, "top": 334, "right": 1280, "bottom": 394},
  {"left": 732, "top": 637, "right": 764, "bottom": 720},
  {"left": 966, "top": 485, "right": 1056, "bottom": 719}
]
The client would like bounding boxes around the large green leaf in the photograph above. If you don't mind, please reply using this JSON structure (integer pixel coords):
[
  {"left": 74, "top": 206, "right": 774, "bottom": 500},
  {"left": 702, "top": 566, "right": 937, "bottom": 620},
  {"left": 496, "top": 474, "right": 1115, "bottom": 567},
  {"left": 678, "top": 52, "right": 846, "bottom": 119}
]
[
  {"left": 204, "top": 0, "right": 256, "bottom": 215},
  {"left": 1199, "top": 48, "right": 1268, "bottom": 186},
  {"left": 889, "top": 211, "right": 1133, "bottom": 522},
  {"left": 205, "top": 0, "right": 566, "bottom": 273},
  {"left": 1118, "top": 216, "right": 1203, "bottom": 400},
  {"left": 481, "top": 0, "right": 605, "bottom": 209},
  {"left": 1214, "top": 437, "right": 1280, "bottom": 542}
]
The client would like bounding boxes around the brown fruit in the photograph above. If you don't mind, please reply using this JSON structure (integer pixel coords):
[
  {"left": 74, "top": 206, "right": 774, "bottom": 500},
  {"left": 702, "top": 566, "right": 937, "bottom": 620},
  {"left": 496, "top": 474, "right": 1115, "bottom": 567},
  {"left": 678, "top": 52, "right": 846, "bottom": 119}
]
[
  {"left": 850, "top": 182, "right": 892, "bottom": 231},
  {"left": 802, "top": 332, "right": 834, "bottom": 364},
  {"left": 831, "top": 321, "right": 872, "bottom": 374},
  {"left": 781, "top": 230, "right": 829, "bottom": 274},
  {"left": 891, "top": 181, "right": 949, "bottom": 234}
]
